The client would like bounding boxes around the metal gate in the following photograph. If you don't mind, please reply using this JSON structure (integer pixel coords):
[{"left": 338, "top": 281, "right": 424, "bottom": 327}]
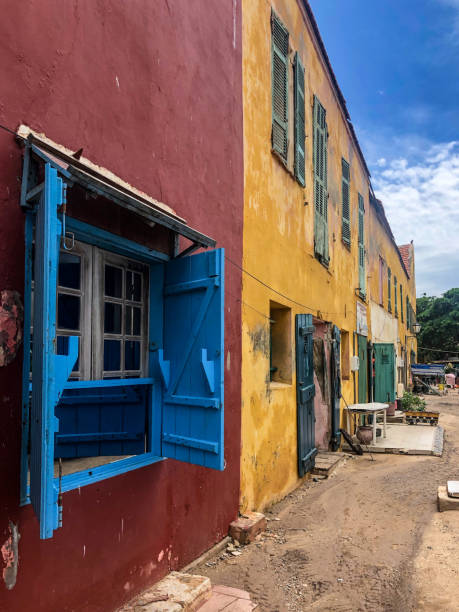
[{"left": 295, "top": 314, "right": 317, "bottom": 477}]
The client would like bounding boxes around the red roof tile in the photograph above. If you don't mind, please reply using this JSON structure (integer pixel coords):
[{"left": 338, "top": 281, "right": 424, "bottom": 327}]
[{"left": 398, "top": 244, "right": 411, "bottom": 277}]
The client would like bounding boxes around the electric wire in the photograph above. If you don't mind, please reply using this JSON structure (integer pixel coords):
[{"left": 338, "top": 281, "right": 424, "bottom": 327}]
[{"left": 225, "top": 255, "right": 347, "bottom": 318}]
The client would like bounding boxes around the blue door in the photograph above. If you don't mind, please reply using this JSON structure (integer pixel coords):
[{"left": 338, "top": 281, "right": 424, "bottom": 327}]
[{"left": 296, "top": 314, "right": 317, "bottom": 477}]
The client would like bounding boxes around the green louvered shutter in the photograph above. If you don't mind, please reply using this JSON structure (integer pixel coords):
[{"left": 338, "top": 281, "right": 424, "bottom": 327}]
[
  {"left": 313, "top": 96, "right": 328, "bottom": 263},
  {"left": 388, "top": 268, "right": 392, "bottom": 312},
  {"left": 342, "top": 159, "right": 351, "bottom": 245},
  {"left": 406, "top": 296, "right": 410, "bottom": 328},
  {"left": 358, "top": 193, "right": 365, "bottom": 296},
  {"left": 271, "top": 12, "right": 289, "bottom": 162},
  {"left": 294, "top": 52, "right": 305, "bottom": 186},
  {"left": 394, "top": 276, "right": 398, "bottom": 316},
  {"left": 401, "top": 285, "right": 404, "bottom": 322}
]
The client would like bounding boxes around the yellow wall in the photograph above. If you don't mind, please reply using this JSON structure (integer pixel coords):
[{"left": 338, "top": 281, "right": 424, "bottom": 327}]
[
  {"left": 367, "top": 204, "right": 417, "bottom": 385},
  {"left": 241, "top": 0, "right": 416, "bottom": 512}
]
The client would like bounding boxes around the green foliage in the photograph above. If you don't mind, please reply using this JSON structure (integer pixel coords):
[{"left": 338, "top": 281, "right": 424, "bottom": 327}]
[
  {"left": 416, "top": 289, "right": 459, "bottom": 363},
  {"left": 401, "top": 391, "right": 426, "bottom": 412}
]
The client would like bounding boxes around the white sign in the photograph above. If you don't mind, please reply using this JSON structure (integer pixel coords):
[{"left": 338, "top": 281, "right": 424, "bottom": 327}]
[{"left": 356, "top": 302, "right": 368, "bottom": 336}]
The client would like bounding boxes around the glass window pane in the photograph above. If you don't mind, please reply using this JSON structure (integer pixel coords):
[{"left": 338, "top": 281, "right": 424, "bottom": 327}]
[
  {"left": 125, "top": 340, "right": 140, "bottom": 370},
  {"left": 57, "top": 335, "right": 79, "bottom": 372},
  {"left": 58, "top": 294, "right": 80, "bottom": 330},
  {"left": 104, "top": 340, "right": 121, "bottom": 371},
  {"left": 132, "top": 307, "right": 141, "bottom": 336},
  {"left": 105, "top": 265, "right": 123, "bottom": 298},
  {"left": 126, "top": 271, "right": 141, "bottom": 301},
  {"left": 125, "top": 306, "right": 132, "bottom": 335},
  {"left": 58, "top": 253, "right": 81, "bottom": 289},
  {"left": 104, "top": 302, "right": 122, "bottom": 334}
]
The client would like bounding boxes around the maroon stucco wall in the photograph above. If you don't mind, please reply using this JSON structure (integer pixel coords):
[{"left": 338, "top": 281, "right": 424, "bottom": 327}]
[{"left": 0, "top": 1, "right": 243, "bottom": 610}]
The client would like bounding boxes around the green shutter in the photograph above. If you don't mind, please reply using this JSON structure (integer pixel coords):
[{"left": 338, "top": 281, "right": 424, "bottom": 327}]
[
  {"left": 271, "top": 12, "right": 289, "bottom": 162},
  {"left": 294, "top": 52, "right": 305, "bottom": 186},
  {"left": 313, "top": 96, "right": 328, "bottom": 263},
  {"left": 401, "top": 285, "right": 404, "bottom": 322},
  {"left": 387, "top": 268, "right": 392, "bottom": 312},
  {"left": 342, "top": 159, "right": 351, "bottom": 245},
  {"left": 406, "top": 296, "right": 409, "bottom": 328},
  {"left": 394, "top": 276, "right": 398, "bottom": 316},
  {"left": 358, "top": 193, "right": 365, "bottom": 296}
]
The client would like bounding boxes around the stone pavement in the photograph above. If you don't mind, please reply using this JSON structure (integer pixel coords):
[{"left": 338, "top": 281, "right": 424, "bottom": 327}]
[{"left": 198, "top": 586, "right": 257, "bottom": 611}]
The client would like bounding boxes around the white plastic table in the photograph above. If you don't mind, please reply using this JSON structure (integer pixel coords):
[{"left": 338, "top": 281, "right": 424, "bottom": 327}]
[{"left": 347, "top": 402, "right": 389, "bottom": 445}]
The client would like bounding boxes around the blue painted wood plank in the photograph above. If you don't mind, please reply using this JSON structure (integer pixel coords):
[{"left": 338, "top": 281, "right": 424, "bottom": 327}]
[
  {"left": 161, "top": 249, "right": 224, "bottom": 471},
  {"left": 30, "top": 164, "right": 63, "bottom": 539}
]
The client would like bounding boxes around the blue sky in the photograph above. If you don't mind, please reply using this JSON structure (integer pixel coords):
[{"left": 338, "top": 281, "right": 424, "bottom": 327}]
[{"left": 309, "top": 0, "right": 459, "bottom": 297}]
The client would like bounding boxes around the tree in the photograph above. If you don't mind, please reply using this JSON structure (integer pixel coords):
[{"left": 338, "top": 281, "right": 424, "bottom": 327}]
[{"left": 416, "top": 289, "right": 459, "bottom": 363}]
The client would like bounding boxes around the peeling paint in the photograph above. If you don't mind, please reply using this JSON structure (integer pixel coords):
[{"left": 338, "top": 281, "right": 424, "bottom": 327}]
[
  {"left": 248, "top": 324, "right": 269, "bottom": 355},
  {"left": 157, "top": 550, "right": 164, "bottom": 562},
  {"left": 1, "top": 522, "right": 20, "bottom": 590},
  {"left": 0, "top": 290, "right": 23, "bottom": 367}
]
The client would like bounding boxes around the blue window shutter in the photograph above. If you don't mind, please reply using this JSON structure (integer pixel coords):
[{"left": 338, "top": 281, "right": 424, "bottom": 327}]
[
  {"left": 358, "top": 193, "right": 365, "bottom": 296},
  {"left": 30, "top": 164, "right": 64, "bottom": 539},
  {"left": 271, "top": 11, "right": 289, "bottom": 161},
  {"left": 342, "top": 159, "right": 351, "bottom": 245},
  {"left": 313, "top": 96, "right": 329, "bottom": 263},
  {"left": 161, "top": 248, "right": 224, "bottom": 470},
  {"left": 294, "top": 52, "right": 305, "bottom": 186}
]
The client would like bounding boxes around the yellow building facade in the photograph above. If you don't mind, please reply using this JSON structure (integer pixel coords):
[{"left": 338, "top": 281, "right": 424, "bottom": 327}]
[{"left": 241, "top": 0, "right": 417, "bottom": 513}]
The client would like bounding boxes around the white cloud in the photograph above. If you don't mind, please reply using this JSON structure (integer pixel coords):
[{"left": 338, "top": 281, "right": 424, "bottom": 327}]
[{"left": 372, "top": 141, "right": 459, "bottom": 297}]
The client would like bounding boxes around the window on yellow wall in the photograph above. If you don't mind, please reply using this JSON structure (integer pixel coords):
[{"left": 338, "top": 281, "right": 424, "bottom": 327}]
[
  {"left": 379, "top": 257, "right": 384, "bottom": 305},
  {"left": 271, "top": 11, "right": 289, "bottom": 164},
  {"left": 269, "top": 301, "right": 292, "bottom": 384},
  {"left": 394, "top": 276, "right": 398, "bottom": 317},
  {"left": 341, "top": 330, "right": 350, "bottom": 380},
  {"left": 388, "top": 267, "right": 392, "bottom": 312}
]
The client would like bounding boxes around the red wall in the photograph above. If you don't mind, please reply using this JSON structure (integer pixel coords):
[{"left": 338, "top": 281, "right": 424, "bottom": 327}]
[{"left": 0, "top": 1, "right": 243, "bottom": 610}]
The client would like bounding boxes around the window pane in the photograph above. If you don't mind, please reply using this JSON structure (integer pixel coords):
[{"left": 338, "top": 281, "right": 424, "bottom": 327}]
[
  {"left": 58, "top": 294, "right": 80, "bottom": 330},
  {"left": 104, "top": 339, "right": 121, "bottom": 371},
  {"left": 132, "top": 307, "right": 141, "bottom": 336},
  {"left": 125, "top": 306, "right": 141, "bottom": 336},
  {"left": 105, "top": 265, "right": 123, "bottom": 298},
  {"left": 58, "top": 253, "right": 81, "bottom": 289},
  {"left": 126, "top": 271, "right": 141, "bottom": 301},
  {"left": 125, "top": 306, "right": 132, "bottom": 335},
  {"left": 104, "top": 302, "right": 122, "bottom": 334},
  {"left": 57, "top": 335, "right": 79, "bottom": 372},
  {"left": 125, "top": 340, "right": 140, "bottom": 370}
]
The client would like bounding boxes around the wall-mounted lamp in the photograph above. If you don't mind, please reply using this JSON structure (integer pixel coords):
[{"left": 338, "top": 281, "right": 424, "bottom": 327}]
[{"left": 407, "top": 322, "right": 421, "bottom": 339}]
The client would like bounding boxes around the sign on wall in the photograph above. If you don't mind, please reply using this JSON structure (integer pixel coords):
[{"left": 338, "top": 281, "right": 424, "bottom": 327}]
[{"left": 356, "top": 302, "right": 368, "bottom": 336}]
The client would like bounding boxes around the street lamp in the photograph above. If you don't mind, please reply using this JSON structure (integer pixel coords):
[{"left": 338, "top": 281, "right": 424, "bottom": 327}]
[{"left": 413, "top": 322, "right": 421, "bottom": 335}]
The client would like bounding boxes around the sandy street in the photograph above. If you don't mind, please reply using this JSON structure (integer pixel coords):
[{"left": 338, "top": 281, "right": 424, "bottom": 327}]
[{"left": 192, "top": 394, "right": 459, "bottom": 611}]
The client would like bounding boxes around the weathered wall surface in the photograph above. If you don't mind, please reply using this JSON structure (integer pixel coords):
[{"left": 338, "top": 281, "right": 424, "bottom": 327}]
[
  {"left": 367, "top": 200, "right": 417, "bottom": 386},
  {"left": 240, "top": 0, "right": 370, "bottom": 512},
  {"left": 0, "top": 1, "right": 243, "bottom": 610}
]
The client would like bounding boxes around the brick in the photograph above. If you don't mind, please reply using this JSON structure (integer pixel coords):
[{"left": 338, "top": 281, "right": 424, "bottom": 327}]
[
  {"left": 438, "top": 486, "right": 459, "bottom": 512},
  {"left": 229, "top": 512, "right": 267, "bottom": 545}
]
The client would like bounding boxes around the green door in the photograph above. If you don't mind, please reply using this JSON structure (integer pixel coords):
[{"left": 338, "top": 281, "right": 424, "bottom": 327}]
[
  {"left": 357, "top": 334, "right": 368, "bottom": 403},
  {"left": 374, "top": 343, "right": 395, "bottom": 403}
]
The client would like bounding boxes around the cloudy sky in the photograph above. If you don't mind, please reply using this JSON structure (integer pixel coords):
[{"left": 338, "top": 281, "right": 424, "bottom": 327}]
[{"left": 309, "top": 0, "right": 459, "bottom": 297}]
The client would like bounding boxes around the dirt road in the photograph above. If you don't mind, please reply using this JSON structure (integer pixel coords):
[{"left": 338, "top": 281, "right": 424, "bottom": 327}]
[{"left": 193, "top": 394, "right": 459, "bottom": 611}]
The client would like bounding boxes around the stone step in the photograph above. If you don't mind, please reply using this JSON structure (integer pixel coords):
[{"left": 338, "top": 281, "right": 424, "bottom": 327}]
[
  {"left": 312, "top": 451, "right": 346, "bottom": 477},
  {"left": 118, "top": 572, "right": 211, "bottom": 612},
  {"left": 197, "top": 585, "right": 257, "bottom": 611}
]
